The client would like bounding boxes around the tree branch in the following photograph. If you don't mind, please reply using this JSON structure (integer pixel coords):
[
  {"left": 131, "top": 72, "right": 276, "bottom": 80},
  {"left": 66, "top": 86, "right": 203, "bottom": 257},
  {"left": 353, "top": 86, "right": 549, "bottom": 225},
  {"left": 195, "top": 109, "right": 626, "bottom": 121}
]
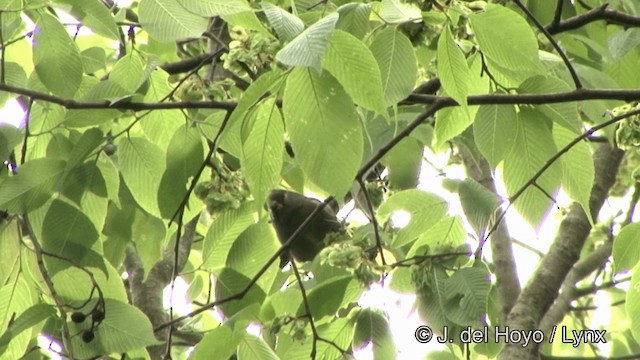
[
  {"left": 458, "top": 143, "right": 520, "bottom": 323},
  {"left": 497, "top": 143, "right": 624, "bottom": 360},
  {"left": 546, "top": 4, "right": 640, "bottom": 35},
  {"left": 2, "top": 82, "right": 640, "bottom": 114},
  {"left": 512, "top": 0, "right": 582, "bottom": 89},
  {"left": 538, "top": 241, "right": 612, "bottom": 335},
  {"left": 124, "top": 217, "right": 198, "bottom": 359}
]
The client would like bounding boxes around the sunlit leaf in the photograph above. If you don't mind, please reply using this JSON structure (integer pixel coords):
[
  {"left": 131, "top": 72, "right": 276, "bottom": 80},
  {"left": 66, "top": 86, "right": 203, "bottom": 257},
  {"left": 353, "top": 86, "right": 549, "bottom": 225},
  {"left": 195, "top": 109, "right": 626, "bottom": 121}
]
[
  {"left": 283, "top": 68, "right": 363, "bottom": 196},
  {"left": 276, "top": 13, "right": 339, "bottom": 71},
  {"left": 370, "top": 28, "right": 417, "bottom": 106}
]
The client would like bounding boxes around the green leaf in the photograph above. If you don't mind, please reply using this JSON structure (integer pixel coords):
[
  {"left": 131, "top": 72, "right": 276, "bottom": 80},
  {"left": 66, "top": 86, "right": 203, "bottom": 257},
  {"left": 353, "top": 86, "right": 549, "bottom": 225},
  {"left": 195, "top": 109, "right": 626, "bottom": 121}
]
[
  {"left": 435, "top": 106, "right": 476, "bottom": 146},
  {"left": 0, "top": 6, "right": 24, "bottom": 33},
  {"left": 64, "top": 80, "right": 129, "bottom": 127},
  {"left": 316, "top": 315, "right": 357, "bottom": 359},
  {"left": 458, "top": 179, "right": 501, "bottom": 238},
  {"left": 140, "top": 71, "right": 183, "bottom": 147},
  {"left": 33, "top": 13, "right": 83, "bottom": 98},
  {"left": 275, "top": 13, "right": 338, "bottom": 71},
  {"left": 407, "top": 215, "right": 466, "bottom": 257},
  {"left": 0, "top": 62, "right": 27, "bottom": 107},
  {"left": 608, "top": 28, "right": 640, "bottom": 61},
  {"left": 179, "top": 0, "right": 252, "bottom": 16},
  {"left": 51, "top": 261, "right": 128, "bottom": 303},
  {"left": 132, "top": 211, "right": 167, "bottom": 278},
  {"left": 238, "top": 334, "right": 279, "bottom": 360},
  {"left": 216, "top": 268, "right": 266, "bottom": 318},
  {"left": 473, "top": 104, "right": 517, "bottom": 167},
  {"left": 335, "top": 3, "right": 371, "bottom": 39},
  {"left": 53, "top": 0, "right": 120, "bottom": 40},
  {"left": 261, "top": 1, "right": 304, "bottom": 41},
  {"left": 0, "top": 278, "right": 32, "bottom": 359},
  {"left": 303, "top": 276, "right": 363, "bottom": 320},
  {"left": 378, "top": 0, "right": 421, "bottom": 24},
  {"left": 118, "top": 137, "right": 166, "bottom": 217},
  {"left": 519, "top": 76, "right": 582, "bottom": 133},
  {"left": 0, "top": 125, "right": 23, "bottom": 163},
  {"left": 158, "top": 124, "right": 203, "bottom": 219},
  {"left": 60, "top": 161, "right": 109, "bottom": 228},
  {"left": 434, "top": 59, "right": 485, "bottom": 146},
  {"left": 469, "top": 4, "right": 544, "bottom": 79},
  {"left": 109, "top": 52, "right": 145, "bottom": 93},
  {"left": 41, "top": 199, "right": 104, "bottom": 273},
  {"left": 605, "top": 48, "right": 640, "bottom": 90},
  {"left": 381, "top": 136, "right": 423, "bottom": 190},
  {"left": 377, "top": 189, "right": 448, "bottom": 247},
  {"left": 353, "top": 308, "right": 396, "bottom": 360},
  {"left": 64, "top": 128, "right": 104, "bottom": 172},
  {"left": 628, "top": 262, "right": 640, "bottom": 344},
  {"left": 553, "top": 125, "right": 594, "bottom": 224},
  {"left": 0, "top": 304, "right": 55, "bottom": 355},
  {"left": 28, "top": 103, "right": 65, "bottom": 136},
  {"left": 205, "top": 69, "right": 285, "bottom": 158},
  {"left": 261, "top": 286, "right": 303, "bottom": 320},
  {"left": 370, "top": 28, "right": 418, "bottom": 106},
  {"left": 190, "top": 325, "right": 240, "bottom": 360},
  {"left": 503, "top": 108, "right": 562, "bottom": 226},
  {"left": 81, "top": 47, "right": 107, "bottom": 74},
  {"left": 613, "top": 223, "right": 640, "bottom": 274},
  {"left": 226, "top": 219, "right": 280, "bottom": 291},
  {"left": 444, "top": 264, "right": 491, "bottom": 326},
  {"left": 203, "top": 202, "right": 257, "bottom": 270},
  {"left": 324, "top": 30, "right": 386, "bottom": 114},
  {"left": 0, "top": 223, "right": 20, "bottom": 286},
  {"left": 0, "top": 158, "right": 66, "bottom": 214},
  {"left": 283, "top": 68, "right": 363, "bottom": 196},
  {"left": 437, "top": 26, "right": 471, "bottom": 106},
  {"left": 241, "top": 98, "right": 284, "bottom": 211},
  {"left": 96, "top": 155, "right": 120, "bottom": 203},
  {"left": 222, "top": 10, "right": 271, "bottom": 36},
  {"left": 139, "top": 0, "right": 209, "bottom": 42}
]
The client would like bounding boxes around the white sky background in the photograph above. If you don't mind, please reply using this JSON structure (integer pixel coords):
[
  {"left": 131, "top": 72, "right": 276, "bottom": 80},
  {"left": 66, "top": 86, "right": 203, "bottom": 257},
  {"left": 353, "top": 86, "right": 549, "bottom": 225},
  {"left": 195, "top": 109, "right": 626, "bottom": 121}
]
[{"left": 0, "top": 6, "right": 630, "bottom": 358}]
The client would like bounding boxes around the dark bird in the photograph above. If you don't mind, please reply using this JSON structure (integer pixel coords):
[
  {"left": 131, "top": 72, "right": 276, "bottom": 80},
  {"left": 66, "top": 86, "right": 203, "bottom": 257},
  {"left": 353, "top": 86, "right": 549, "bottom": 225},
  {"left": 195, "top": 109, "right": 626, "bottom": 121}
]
[{"left": 267, "top": 190, "right": 342, "bottom": 267}]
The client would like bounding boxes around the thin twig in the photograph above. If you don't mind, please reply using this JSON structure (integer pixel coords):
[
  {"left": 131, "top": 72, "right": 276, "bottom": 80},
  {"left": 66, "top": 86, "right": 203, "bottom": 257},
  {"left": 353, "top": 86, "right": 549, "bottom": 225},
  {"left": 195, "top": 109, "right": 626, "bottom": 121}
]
[
  {"left": 512, "top": 0, "right": 583, "bottom": 89},
  {"left": 356, "top": 178, "right": 386, "bottom": 265},
  {"left": 551, "top": 0, "right": 564, "bottom": 29},
  {"left": 480, "top": 107, "right": 640, "bottom": 251},
  {"left": 290, "top": 261, "right": 348, "bottom": 358},
  {"left": 21, "top": 216, "right": 75, "bottom": 358}
]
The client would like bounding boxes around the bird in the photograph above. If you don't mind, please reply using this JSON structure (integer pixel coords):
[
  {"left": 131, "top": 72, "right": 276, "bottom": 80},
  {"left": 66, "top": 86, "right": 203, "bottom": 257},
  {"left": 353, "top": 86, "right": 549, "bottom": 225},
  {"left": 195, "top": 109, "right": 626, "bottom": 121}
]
[{"left": 267, "top": 189, "right": 342, "bottom": 267}]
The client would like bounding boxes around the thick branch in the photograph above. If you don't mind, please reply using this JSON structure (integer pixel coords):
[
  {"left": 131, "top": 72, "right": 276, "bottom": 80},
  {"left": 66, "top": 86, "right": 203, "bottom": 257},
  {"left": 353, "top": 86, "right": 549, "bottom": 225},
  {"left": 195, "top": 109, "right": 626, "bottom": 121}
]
[
  {"left": 546, "top": 4, "right": 640, "bottom": 34},
  {"left": 538, "top": 242, "right": 612, "bottom": 335},
  {"left": 404, "top": 89, "right": 640, "bottom": 106},
  {"left": 160, "top": 52, "right": 221, "bottom": 75},
  {"left": 2, "top": 82, "right": 640, "bottom": 113},
  {"left": 459, "top": 144, "right": 520, "bottom": 322},
  {"left": 124, "top": 217, "right": 198, "bottom": 359},
  {"left": 497, "top": 144, "right": 624, "bottom": 360}
]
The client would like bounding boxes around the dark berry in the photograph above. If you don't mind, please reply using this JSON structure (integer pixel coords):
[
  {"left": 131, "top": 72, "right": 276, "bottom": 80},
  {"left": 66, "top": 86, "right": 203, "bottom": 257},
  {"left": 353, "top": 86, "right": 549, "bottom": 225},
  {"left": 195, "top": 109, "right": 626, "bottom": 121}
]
[
  {"left": 103, "top": 144, "right": 117, "bottom": 156},
  {"left": 70, "top": 312, "right": 86, "bottom": 323},
  {"left": 81, "top": 330, "right": 95, "bottom": 343},
  {"left": 91, "top": 309, "right": 105, "bottom": 322}
]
